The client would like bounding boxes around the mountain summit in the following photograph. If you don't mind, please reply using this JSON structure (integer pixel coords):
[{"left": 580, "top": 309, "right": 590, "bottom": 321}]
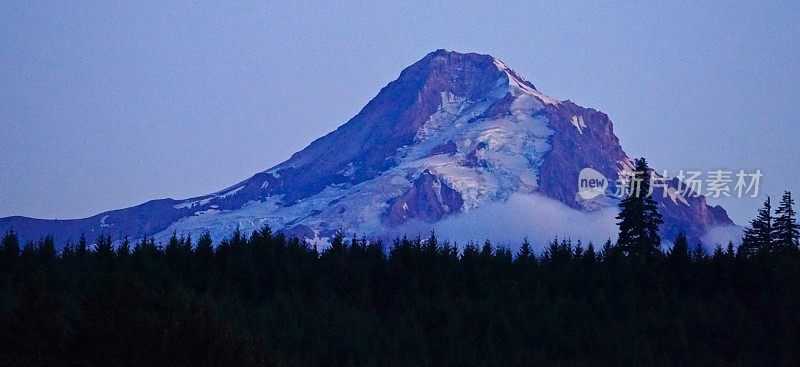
[{"left": 1, "top": 50, "right": 735, "bottom": 247}]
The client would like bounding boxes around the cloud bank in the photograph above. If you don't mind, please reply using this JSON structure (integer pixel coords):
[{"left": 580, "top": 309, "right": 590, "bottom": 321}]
[{"left": 388, "top": 193, "right": 619, "bottom": 254}]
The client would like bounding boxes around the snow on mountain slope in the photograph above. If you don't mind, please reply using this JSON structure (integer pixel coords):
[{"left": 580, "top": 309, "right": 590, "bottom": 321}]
[
  {"left": 154, "top": 86, "right": 555, "bottom": 244},
  {"left": 0, "top": 50, "right": 736, "bottom": 248}
]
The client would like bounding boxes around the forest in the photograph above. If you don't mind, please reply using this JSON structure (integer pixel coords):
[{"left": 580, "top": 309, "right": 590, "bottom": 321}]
[{"left": 1, "top": 163, "right": 798, "bottom": 366}]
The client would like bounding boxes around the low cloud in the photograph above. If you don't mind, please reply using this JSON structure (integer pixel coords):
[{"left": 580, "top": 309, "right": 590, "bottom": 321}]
[
  {"left": 701, "top": 225, "right": 744, "bottom": 248},
  {"left": 388, "top": 193, "right": 619, "bottom": 254}
]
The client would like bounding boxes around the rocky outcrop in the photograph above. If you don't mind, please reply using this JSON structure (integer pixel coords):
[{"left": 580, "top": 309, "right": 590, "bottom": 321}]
[{"left": 385, "top": 171, "right": 464, "bottom": 226}]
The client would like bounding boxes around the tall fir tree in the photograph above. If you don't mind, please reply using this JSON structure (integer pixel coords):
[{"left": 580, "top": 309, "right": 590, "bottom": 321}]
[
  {"left": 516, "top": 238, "right": 534, "bottom": 263},
  {"left": 76, "top": 233, "right": 88, "bottom": 258},
  {"left": 117, "top": 235, "right": 130, "bottom": 257},
  {"left": 772, "top": 191, "right": 799, "bottom": 249},
  {"left": 616, "top": 158, "right": 663, "bottom": 259},
  {"left": 0, "top": 229, "right": 20, "bottom": 275},
  {"left": 195, "top": 232, "right": 213, "bottom": 263},
  {"left": 94, "top": 233, "right": 114, "bottom": 259},
  {"left": 1, "top": 229, "right": 20, "bottom": 261},
  {"left": 741, "top": 196, "right": 773, "bottom": 256},
  {"left": 669, "top": 231, "right": 691, "bottom": 264}
]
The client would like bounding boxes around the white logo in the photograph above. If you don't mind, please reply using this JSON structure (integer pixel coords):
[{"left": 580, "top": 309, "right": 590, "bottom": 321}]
[{"left": 578, "top": 168, "right": 608, "bottom": 200}]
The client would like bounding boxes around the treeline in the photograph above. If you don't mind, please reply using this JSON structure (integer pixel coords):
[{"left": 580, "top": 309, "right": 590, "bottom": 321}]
[
  {"left": 0, "top": 225, "right": 799, "bottom": 366},
  {"left": 0, "top": 159, "right": 798, "bottom": 366}
]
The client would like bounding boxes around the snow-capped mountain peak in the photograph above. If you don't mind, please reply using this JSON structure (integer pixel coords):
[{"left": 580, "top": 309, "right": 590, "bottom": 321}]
[{"left": 0, "top": 50, "right": 736, "bottom": 249}]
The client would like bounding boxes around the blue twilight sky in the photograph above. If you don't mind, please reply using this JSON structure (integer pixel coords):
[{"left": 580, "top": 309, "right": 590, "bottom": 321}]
[{"left": 1, "top": 1, "right": 798, "bottom": 225}]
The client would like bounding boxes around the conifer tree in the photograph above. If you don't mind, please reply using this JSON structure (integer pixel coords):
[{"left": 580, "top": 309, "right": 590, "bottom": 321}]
[
  {"left": 117, "top": 235, "right": 130, "bottom": 257},
  {"left": 741, "top": 196, "right": 773, "bottom": 256},
  {"left": 94, "top": 233, "right": 114, "bottom": 259},
  {"left": 166, "top": 231, "right": 181, "bottom": 264},
  {"left": 516, "top": 238, "right": 534, "bottom": 263},
  {"left": 195, "top": 232, "right": 213, "bottom": 262},
  {"left": 726, "top": 240, "right": 735, "bottom": 258},
  {"left": 583, "top": 242, "right": 597, "bottom": 265},
  {"left": 193, "top": 232, "right": 214, "bottom": 291},
  {"left": 1, "top": 229, "right": 20, "bottom": 263},
  {"left": 76, "top": 233, "right": 88, "bottom": 258},
  {"left": 37, "top": 235, "right": 56, "bottom": 264},
  {"left": 616, "top": 158, "right": 663, "bottom": 259},
  {"left": 772, "top": 191, "right": 799, "bottom": 249},
  {"left": 669, "top": 232, "right": 690, "bottom": 264},
  {"left": 692, "top": 241, "right": 706, "bottom": 261}
]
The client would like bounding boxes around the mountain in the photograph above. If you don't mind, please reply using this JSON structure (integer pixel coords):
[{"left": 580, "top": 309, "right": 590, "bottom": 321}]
[{"left": 1, "top": 50, "right": 736, "bottom": 248}]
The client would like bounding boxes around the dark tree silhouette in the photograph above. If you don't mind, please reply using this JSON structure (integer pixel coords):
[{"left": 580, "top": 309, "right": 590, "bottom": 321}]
[
  {"left": 773, "top": 191, "right": 799, "bottom": 249},
  {"left": 1, "top": 191, "right": 800, "bottom": 365},
  {"left": 741, "top": 196, "right": 773, "bottom": 256},
  {"left": 616, "top": 158, "right": 663, "bottom": 259}
]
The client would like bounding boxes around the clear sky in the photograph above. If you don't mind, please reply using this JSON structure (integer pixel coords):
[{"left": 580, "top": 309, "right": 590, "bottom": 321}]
[{"left": 1, "top": 1, "right": 798, "bottom": 225}]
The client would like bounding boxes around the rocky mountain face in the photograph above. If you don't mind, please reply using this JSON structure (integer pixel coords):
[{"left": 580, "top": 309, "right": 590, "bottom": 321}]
[{"left": 1, "top": 50, "right": 734, "bottom": 248}]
